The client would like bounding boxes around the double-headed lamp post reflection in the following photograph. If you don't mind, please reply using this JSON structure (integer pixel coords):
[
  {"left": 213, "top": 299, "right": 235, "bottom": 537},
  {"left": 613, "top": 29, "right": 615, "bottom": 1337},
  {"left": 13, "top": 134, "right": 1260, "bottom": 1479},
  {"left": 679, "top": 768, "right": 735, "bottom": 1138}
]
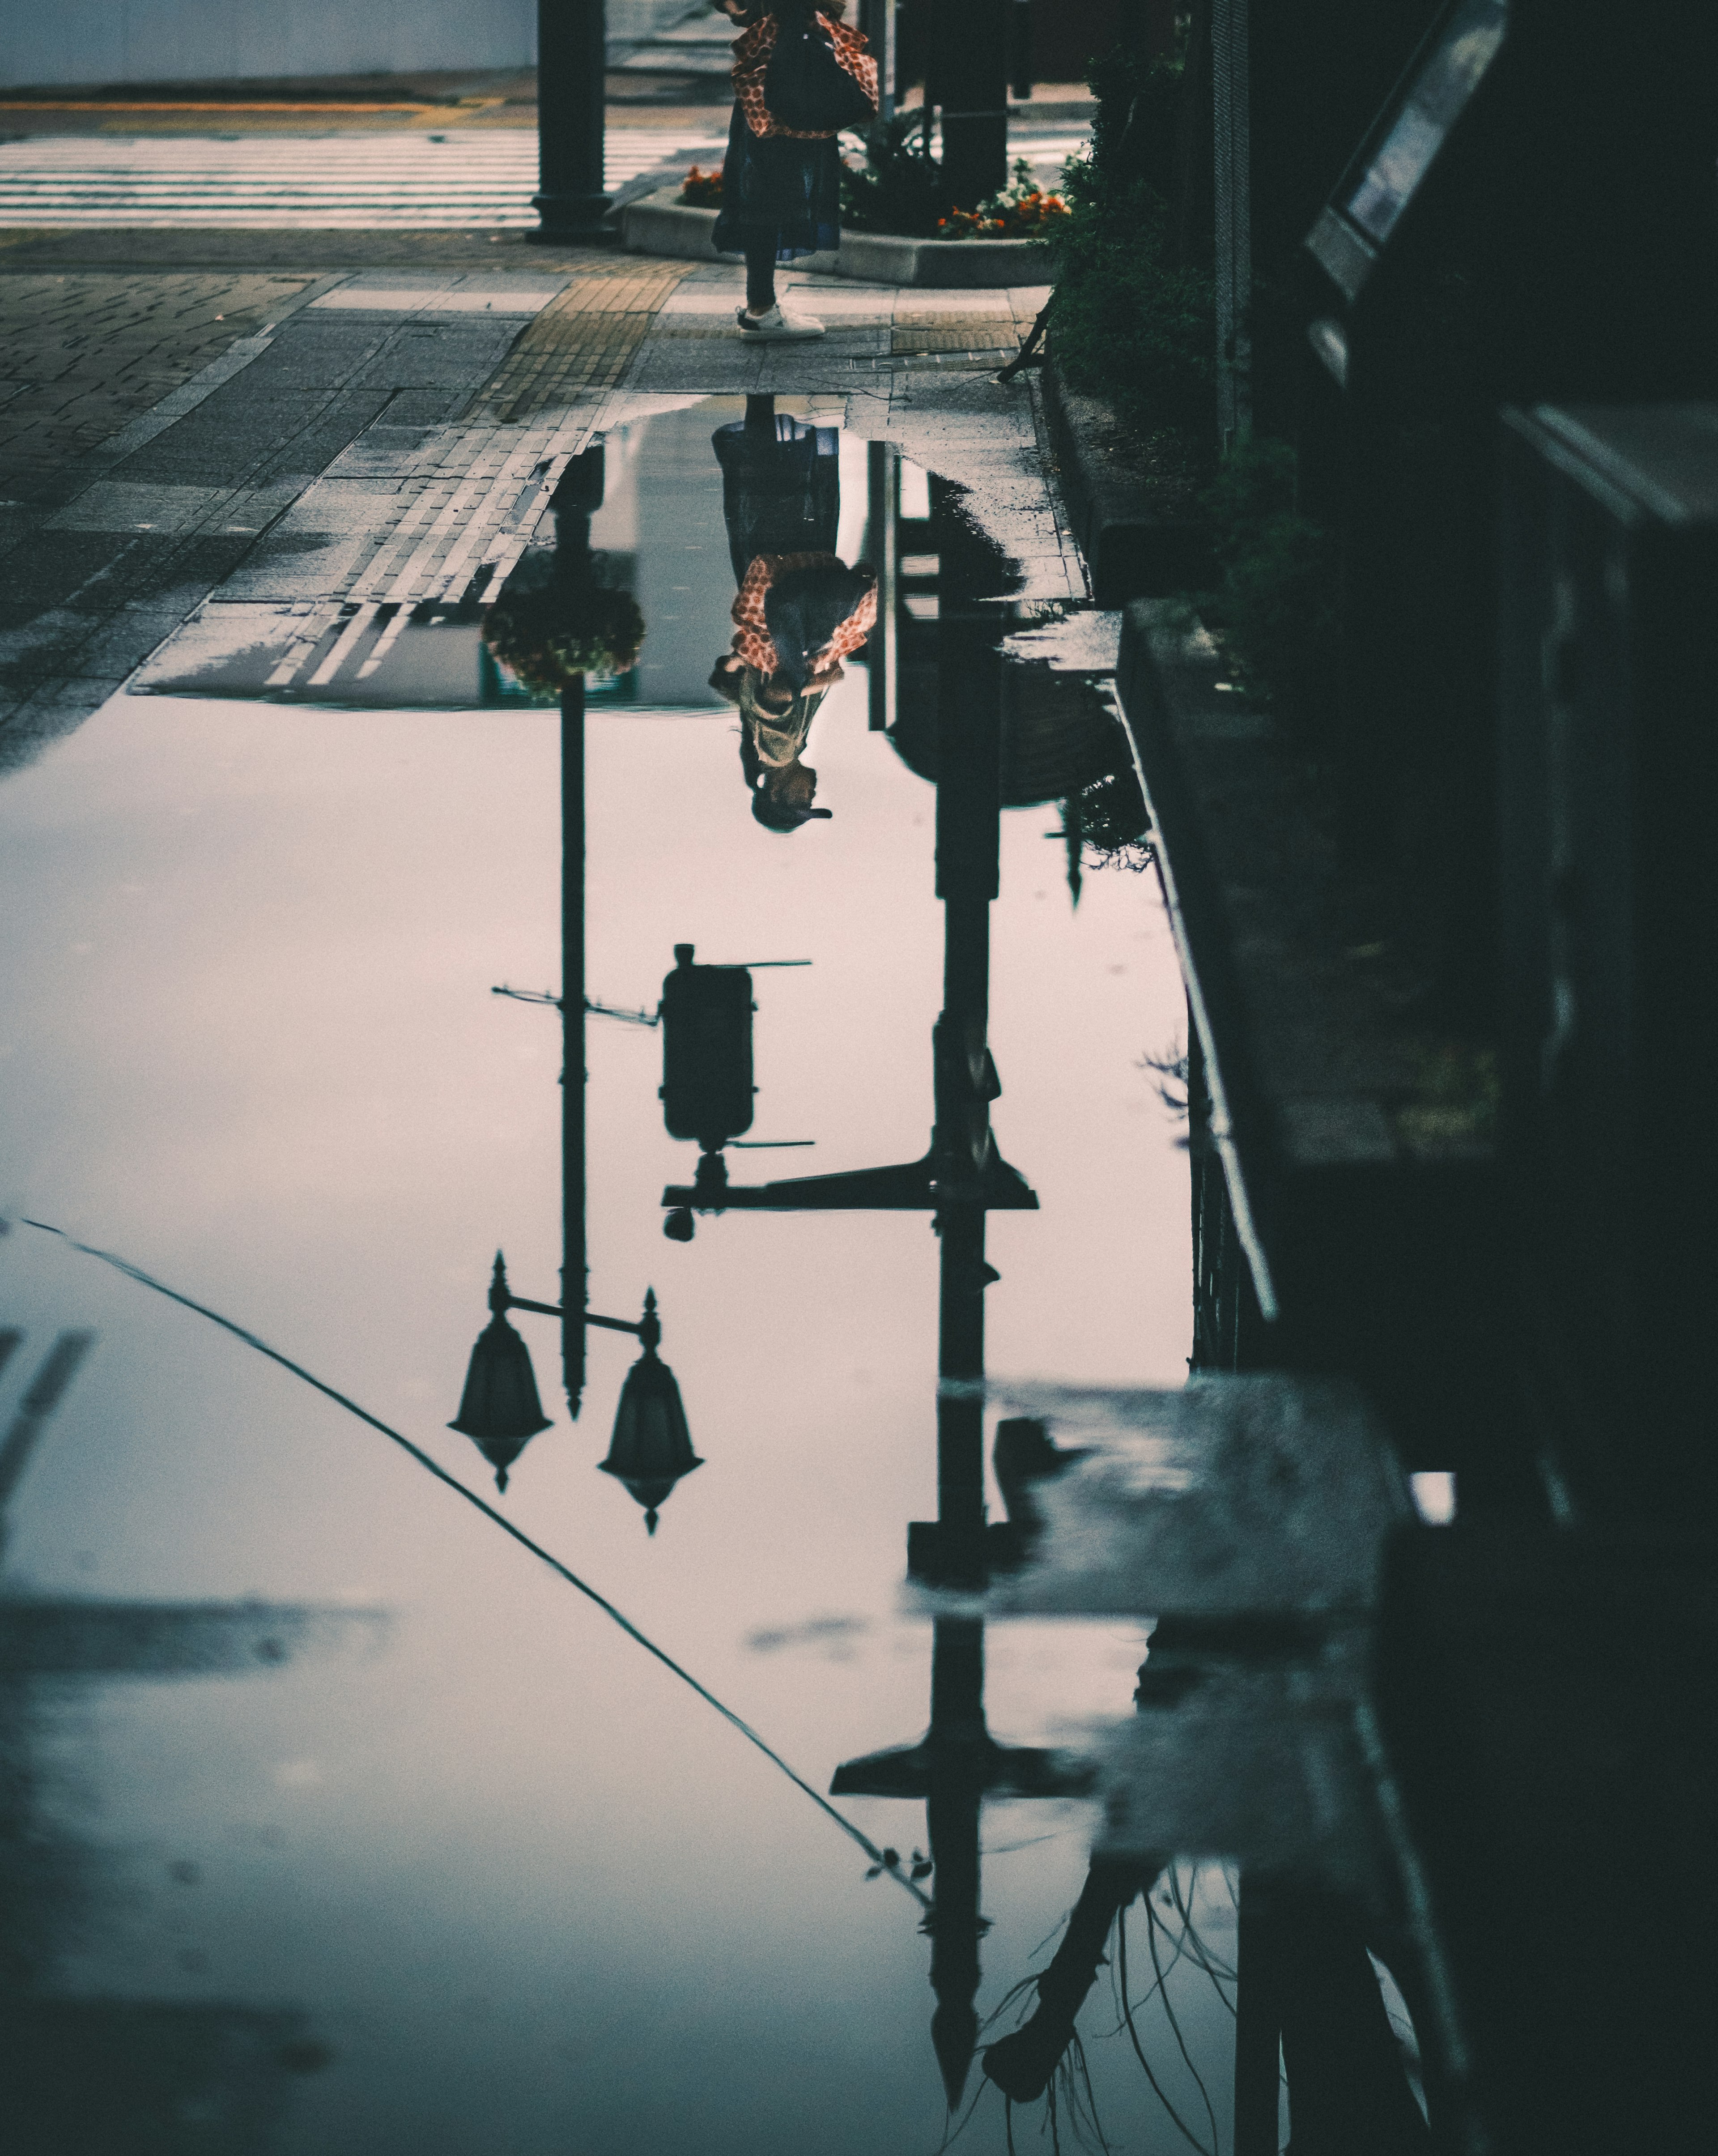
[{"left": 450, "top": 1253, "right": 701, "bottom": 1531}]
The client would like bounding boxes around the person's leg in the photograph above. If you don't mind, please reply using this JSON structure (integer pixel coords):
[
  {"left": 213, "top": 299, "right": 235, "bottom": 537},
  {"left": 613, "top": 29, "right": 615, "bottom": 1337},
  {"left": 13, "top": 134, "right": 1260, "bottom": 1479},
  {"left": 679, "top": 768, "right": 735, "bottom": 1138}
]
[{"left": 743, "top": 234, "right": 777, "bottom": 323}]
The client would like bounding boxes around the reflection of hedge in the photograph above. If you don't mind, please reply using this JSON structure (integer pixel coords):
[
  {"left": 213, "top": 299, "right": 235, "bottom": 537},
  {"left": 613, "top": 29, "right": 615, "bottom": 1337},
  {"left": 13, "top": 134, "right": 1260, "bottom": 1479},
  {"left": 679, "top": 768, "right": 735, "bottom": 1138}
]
[{"left": 482, "top": 552, "right": 646, "bottom": 695}]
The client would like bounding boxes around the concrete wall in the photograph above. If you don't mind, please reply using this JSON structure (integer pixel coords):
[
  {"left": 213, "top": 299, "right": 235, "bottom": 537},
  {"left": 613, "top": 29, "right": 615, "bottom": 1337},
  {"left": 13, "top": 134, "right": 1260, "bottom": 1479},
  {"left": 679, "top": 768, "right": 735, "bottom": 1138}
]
[{"left": 3, "top": 0, "right": 540, "bottom": 88}]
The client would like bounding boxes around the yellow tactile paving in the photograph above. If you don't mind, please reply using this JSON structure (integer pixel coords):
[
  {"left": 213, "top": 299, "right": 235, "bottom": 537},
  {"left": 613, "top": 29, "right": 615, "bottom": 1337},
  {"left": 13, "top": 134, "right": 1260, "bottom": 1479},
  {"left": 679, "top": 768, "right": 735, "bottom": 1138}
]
[{"left": 466, "top": 261, "right": 700, "bottom": 419}]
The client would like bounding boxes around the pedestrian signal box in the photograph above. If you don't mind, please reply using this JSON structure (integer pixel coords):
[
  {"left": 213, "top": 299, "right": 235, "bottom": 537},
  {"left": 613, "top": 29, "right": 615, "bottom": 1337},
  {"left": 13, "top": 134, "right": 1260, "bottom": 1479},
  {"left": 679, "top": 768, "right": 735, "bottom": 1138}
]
[{"left": 659, "top": 946, "right": 755, "bottom": 1154}]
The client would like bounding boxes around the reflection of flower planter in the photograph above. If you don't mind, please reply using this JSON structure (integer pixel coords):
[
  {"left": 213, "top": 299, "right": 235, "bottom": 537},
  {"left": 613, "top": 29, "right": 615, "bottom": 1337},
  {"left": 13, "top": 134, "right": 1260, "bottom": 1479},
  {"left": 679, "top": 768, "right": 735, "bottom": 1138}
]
[
  {"left": 482, "top": 548, "right": 646, "bottom": 700},
  {"left": 620, "top": 189, "right": 1051, "bottom": 287}
]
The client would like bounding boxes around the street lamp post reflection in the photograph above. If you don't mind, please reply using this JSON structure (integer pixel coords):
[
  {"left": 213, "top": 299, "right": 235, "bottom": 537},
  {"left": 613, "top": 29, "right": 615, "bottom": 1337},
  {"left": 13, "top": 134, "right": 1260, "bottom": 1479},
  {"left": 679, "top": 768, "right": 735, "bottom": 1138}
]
[
  {"left": 450, "top": 1256, "right": 696, "bottom": 1525},
  {"left": 464, "top": 443, "right": 702, "bottom": 1527}
]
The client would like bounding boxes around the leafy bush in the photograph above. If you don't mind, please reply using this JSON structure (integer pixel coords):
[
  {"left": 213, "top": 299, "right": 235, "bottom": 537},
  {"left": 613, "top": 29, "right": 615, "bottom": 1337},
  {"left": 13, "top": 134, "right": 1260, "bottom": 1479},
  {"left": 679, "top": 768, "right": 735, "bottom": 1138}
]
[
  {"left": 840, "top": 112, "right": 953, "bottom": 235},
  {"left": 1198, "top": 439, "right": 1337, "bottom": 732},
  {"left": 1049, "top": 178, "right": 1214, "bottom": 445},
  {"left": 1082, "top": 40, "right": 1186, "bottom": 202},
  {"left": 1047, "top": 43, "right": 1215, "bottom": 451}
]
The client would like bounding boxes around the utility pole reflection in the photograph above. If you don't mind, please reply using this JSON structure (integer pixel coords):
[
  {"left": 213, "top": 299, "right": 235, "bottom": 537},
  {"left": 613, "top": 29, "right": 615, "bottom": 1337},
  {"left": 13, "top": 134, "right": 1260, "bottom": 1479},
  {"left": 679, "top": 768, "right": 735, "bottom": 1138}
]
[{"left": 830, "top": 475, "right": 1090, "bottom": 2107}]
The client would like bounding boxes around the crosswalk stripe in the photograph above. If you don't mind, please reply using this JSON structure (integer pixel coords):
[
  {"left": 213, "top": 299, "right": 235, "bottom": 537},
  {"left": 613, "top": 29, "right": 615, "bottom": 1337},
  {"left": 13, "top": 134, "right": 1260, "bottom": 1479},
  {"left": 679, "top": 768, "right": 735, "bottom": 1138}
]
[
  {"left": 0, "top": 131, "right": 1087, "bottom": 228},
  {"left": 0, "top": 133, "right": 727, "bottom": 226}
]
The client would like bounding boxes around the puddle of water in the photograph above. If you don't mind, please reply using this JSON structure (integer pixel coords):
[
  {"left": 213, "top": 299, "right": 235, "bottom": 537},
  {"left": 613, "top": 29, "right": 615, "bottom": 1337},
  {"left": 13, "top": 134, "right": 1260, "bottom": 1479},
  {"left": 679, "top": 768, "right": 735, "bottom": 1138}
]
[{"left": 0, "top": 397, "right": 1215, "bottom": 2154}]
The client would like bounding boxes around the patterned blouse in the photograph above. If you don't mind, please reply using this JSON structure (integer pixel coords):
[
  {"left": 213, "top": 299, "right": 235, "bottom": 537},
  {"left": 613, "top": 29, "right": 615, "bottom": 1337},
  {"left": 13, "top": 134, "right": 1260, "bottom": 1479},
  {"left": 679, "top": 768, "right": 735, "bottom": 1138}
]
[
  {"left": 731, "top": 551, "right": 879, "bottom": 675},
  {"left": 731, "top": 11, "right": 879, "bottom": 141}
]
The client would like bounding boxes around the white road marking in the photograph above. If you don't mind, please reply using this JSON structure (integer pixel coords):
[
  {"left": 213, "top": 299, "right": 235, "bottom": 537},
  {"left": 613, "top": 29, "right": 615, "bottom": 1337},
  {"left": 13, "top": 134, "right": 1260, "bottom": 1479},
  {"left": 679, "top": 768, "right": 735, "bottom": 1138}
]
[{"left": 0, "top": 130, "right": 1087, "bottom": 227}]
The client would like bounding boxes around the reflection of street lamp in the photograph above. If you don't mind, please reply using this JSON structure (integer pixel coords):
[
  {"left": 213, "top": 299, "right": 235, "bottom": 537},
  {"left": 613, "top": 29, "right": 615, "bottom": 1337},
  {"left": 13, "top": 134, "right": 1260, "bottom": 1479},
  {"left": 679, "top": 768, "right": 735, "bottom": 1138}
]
[
  {"left": 451, "top": 1254, "right": 695, "bottom": 1524},
  {"left": 599, "top": 1313, "right": 703, "bottom": 1534}
]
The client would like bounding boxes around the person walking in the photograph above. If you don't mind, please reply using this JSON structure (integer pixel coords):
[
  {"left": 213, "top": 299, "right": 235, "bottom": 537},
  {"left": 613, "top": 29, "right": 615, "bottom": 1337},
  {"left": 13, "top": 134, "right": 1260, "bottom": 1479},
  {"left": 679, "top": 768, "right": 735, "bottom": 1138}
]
[{"left": 709, "top": 2, "right": 878, "bottom": 341}]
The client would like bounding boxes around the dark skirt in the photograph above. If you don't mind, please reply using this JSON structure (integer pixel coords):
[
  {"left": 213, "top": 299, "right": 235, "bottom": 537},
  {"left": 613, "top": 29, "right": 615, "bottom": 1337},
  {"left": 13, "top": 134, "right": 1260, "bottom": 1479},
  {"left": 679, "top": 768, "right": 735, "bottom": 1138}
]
[
  {"left": 710, "top": 99, "right": 842, "bottom": 263},
  {"left": 711, "top": 415, "right": 841, "bottom": 584}
]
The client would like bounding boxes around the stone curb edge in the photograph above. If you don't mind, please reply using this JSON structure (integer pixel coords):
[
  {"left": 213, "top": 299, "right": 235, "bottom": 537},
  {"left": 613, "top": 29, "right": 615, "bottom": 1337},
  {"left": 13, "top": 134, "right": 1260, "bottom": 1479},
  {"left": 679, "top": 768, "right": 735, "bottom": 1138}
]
[{"left": 617, "top": 188, "right": 1052, "bottom": 289}]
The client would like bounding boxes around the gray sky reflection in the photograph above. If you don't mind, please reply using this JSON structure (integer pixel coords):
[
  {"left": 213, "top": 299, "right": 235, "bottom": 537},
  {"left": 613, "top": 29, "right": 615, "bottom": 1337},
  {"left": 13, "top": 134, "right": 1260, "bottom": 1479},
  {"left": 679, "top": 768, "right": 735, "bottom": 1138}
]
[{"left": 0, "top": 449, "right": 1211, "bottom": 2150}]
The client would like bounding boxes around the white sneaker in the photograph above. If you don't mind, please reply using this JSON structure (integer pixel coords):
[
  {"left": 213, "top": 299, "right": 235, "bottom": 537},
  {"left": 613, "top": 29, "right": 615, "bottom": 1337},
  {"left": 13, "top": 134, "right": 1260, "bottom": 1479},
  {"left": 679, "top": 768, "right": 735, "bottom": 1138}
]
[{"left": 736, "top": 302, "right": 826, "bottom": 342}]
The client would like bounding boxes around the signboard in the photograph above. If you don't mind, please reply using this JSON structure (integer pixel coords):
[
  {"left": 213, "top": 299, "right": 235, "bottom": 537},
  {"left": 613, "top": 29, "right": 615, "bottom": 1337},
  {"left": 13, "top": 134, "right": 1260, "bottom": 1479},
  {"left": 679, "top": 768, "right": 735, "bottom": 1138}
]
[{"left": 1308, "top": 0, "right": 1509, "bottom": 300}]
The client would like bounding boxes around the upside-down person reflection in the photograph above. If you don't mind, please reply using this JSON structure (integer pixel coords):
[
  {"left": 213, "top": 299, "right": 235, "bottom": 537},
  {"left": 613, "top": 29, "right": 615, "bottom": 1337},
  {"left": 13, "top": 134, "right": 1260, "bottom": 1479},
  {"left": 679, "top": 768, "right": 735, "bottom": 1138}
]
[{"left": 710, "top": 394, "right": 876, "bottom": 831}]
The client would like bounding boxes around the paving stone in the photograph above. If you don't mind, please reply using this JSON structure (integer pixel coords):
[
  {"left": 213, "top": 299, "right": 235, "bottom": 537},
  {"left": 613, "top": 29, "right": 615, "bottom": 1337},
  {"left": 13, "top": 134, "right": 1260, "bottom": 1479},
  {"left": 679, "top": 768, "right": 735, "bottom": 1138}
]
[
  {"left": 0, "top": 531, "right": 140, "bottom": 619},
  {"left": 274, "top": 477, "right": 416, "bottom": 532},
  {"left": 113, "top": 389, "right": 355, "bottom": 483},
  {"left": 0, "top": 271, "right": 314, "bottom": 487},
  {"left": 246, "top": 391, "right": 398, "bottom": 486},
  {"left": 358, "top": 389, "right": 440, "bottom": 427},
  {"left": 1, "top": 240, "right": 1084, "bottom": 780},
  {"left": 464, "top": 262, "right": 696, "bottom": 420},
  {"left": 44, "top": 481, "right": 232, "bottom": 533},
  {"left": 0, "top": 232, "right": 621, "bottom": 275},
  {"left": 59, "top": 605, "right": 199, "bottom": 682},
  {"left": 344, "top": 320, "right": 522, "bottom": 391},
  {"left": 215, "top": 530, "right": 377, "bottom": 602}
]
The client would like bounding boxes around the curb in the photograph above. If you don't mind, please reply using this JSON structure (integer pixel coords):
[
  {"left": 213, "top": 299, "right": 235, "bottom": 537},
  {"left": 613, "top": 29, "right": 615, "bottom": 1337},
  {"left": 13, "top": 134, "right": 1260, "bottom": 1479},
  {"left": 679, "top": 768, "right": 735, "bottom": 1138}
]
[
  {"left": 1040, "top": 356, "right": 1211, "bottom": 605},
  {"left": 617, "top": 187, "right": 1052, "bottom": 287}
]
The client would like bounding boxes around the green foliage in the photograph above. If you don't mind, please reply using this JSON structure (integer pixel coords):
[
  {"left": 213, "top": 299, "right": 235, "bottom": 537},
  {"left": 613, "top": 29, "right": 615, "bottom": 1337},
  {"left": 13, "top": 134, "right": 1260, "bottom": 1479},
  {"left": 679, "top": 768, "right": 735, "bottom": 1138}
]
[
  {"left": 1198, "top": 438, "right": 1338, "bottom": 732},
  {"left": 1044, "top": 38, "right": 1339, "bottom": 730},
  {"left": 1082, "top": 41, "right": 1186, "bottom": 202},
  {"left": 1046, "top": 43, "right": 1215, "bottom": 451},
  {"left": 1049, "top": 180, "right": 1215, "bottom": 444},
  {"left": 840, "top": 112, "right": 953, "bottom": 236}
]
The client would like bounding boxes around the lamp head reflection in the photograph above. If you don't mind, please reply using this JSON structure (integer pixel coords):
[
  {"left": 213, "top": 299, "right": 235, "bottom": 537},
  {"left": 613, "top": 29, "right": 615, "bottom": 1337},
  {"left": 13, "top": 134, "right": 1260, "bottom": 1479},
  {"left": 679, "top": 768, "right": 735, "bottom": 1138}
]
[
  {"left": 451, "top": 1261, "right": 697, "bottom": 1518},
  {"left": 599, "top": 1298, "right": 702, "bottom": 1534},
  {"left": 448, "top": 1255, "right": 553, "bottom": 1491}
]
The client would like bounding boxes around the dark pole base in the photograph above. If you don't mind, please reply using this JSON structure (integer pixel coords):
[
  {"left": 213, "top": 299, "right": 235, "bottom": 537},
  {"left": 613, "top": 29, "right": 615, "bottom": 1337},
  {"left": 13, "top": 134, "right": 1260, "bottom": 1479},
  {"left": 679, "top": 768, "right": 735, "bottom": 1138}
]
[{"left": 530, "top": 193, "right": 616, "bottom": 243}]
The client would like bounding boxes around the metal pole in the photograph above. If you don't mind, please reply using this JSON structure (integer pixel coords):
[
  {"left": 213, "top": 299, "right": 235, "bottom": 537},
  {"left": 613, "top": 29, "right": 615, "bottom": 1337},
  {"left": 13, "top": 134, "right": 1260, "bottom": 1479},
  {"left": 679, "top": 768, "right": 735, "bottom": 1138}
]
[
  {"left": 931, "top": 472, "right": 1001, "bottom": 1580},
  {"left": 561, "top": 676, "right": 588, "bottom": 1415},
  {"left": 926, "top": 1616, "right": 987, "bottom": 2109},
  {"left": 860, "top": 0, "right": 897, "bottom": 125},
  {"left": 936, "top": 0, "right": 1010, "bottom": 208},
  {"left": 1233, "top": 1869, "right": 1283, "bottom": 2156},
  {"left": 867, "top": 439, "right": 897, "bottom": 732},
  {"left": 535, "top": 0, "right": 611, "bottom": 242}
]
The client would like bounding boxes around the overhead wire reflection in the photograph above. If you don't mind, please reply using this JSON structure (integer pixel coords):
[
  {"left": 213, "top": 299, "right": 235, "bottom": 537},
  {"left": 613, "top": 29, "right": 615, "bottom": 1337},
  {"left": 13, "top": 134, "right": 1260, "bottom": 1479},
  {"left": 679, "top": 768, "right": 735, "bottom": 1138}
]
[{"left": 17, "top": 1218, "right": 930, "bottom": 1913}]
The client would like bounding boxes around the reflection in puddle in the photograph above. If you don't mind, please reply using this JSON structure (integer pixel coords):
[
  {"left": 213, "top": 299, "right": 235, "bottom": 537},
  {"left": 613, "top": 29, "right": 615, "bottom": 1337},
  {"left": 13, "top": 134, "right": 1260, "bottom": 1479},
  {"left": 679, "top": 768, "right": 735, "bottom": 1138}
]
[{"left": 2, "top": 396, "right": 1229, "bottom": 2153}]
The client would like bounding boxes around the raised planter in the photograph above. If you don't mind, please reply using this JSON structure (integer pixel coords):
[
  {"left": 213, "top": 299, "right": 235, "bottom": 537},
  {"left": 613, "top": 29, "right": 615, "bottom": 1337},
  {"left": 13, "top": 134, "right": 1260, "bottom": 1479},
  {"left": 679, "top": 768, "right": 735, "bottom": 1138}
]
[
  {"left": 618, "top": 187, "right": 1051, "bottom": 287},
  {"left": 1040, "top": 357, "right": 1212, "bottom": 605},
  {"left": 1113, "top": 597, "right": 1506, "bottom": 1473}
]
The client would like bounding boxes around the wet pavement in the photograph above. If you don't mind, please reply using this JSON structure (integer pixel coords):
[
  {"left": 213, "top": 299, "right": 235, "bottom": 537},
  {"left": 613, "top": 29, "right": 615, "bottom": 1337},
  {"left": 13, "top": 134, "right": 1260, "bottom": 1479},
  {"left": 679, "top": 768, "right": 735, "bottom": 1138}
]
[{"left": 0, "top": 317, "right": 1239, "bottom": 2152}]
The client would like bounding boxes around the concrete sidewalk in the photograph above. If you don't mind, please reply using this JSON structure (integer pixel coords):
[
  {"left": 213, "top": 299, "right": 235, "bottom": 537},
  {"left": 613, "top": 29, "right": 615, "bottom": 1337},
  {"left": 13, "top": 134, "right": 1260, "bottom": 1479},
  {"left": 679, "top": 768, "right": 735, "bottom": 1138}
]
[{"left": 0, "top": 227, "right": 1067, "bottom": 779}]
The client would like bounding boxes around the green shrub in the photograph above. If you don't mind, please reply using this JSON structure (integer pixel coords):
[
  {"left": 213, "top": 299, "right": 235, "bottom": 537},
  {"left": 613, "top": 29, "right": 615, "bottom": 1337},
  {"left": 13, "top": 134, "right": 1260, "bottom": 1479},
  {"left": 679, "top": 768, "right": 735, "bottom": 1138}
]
[
  {"left": 1050, "top": 185, "right": 1214, "bottom": 446},
  {"left": 1046, "top": 42, "right": 1215, "bottom": 453},
  {"left": 1082, "top": 41, "right": 1186, "bottom": 201},
  {"left": 840, "top": 113, "right": 953, "bottom": 236},
  {"left": 1198, "top": 438, "right": 1337, "bottom": 732}
]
